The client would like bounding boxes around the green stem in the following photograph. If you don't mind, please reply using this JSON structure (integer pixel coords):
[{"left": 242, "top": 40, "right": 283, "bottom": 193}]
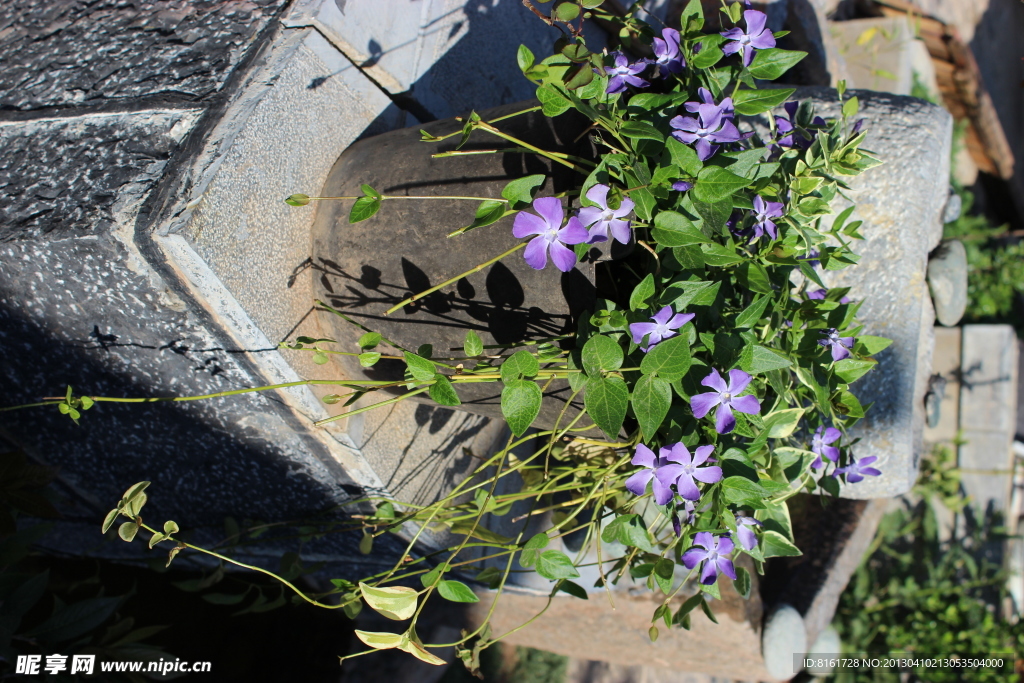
[
  {"left": 314, "top": 387, "right": 429, "bottom": 426},
  {"left": 476, "top": 122, "right": 595, "bottom": 172},
  {"left": 384, "top": 242, "right": 527, "bottom": 315},
  {"left": 306, "top": 194, "right": 508, "bottom": 203},
  {"left": 429, "top": 105, "right": 544, "bottom": 141}
]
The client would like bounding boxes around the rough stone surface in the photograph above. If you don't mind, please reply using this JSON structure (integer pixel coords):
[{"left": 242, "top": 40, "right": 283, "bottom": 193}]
[
  {"left": 761, "top": 604, "right": 807, "bottom": 681},
  {"left": 942, "top": 190, "right": 962, "bottom": 224},
  {"left": 959, "top": 324, "right": 1019, "bottom": 514},
  {"left": 927, "top": 239, "right": 968, "bottom": 327},
  {"left": 787, "top": 87, "right": 951, "bottom": 499},
  {"left": 0, "top": 110, "right": 199, "bottom": 241},
  {"left": 0, "top": 0, "right": 286, "bottom": 111},
  {"left": 924, "top": 325, "right": 962, "bottom": 445}
]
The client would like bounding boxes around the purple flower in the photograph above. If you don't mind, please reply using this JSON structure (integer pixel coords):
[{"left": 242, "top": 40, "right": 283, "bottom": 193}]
[
  {"left": 834, "top": 455, "right": 882, "bottom": 483},
  {"left": 797, "top": 248, "right": 821, "bottom": 268},
  {"left": 652, "top": 28, "right": 685, "bottom": 75},
  {"left": 577, "top": 184, "right": 633, "bottom": 245},
  {"left": 810, "top": 425, "right": 841, "bottom": 469},
  {"left": 807, "top": 288, "right": 852, "bottom": 305},
  {"left": 655, "top": 443, "right": 723, "bottom": 502},
  {"left": 625, "top": 444, "right": 676, "bottom": 505},
  {"left": 721, "top": 9, "right": 776, "bottom": 67},
  {"left": 818, "top": 328, "right": 855, "bottom": 362},
  {"left": 774, "top": 102, "right": 799, "bottom": 149},
  {"left": 672, "top": 180, "right": 693, "bottom": 192},
  {"left": 628, "top": 305, "right": 694, "bottom": 352},
  {"left": 690, "top": 368, "right": 761, "bottom": 434},
  {"left": 852, "top": 118, "right": 865, "bottom": 134},
  {"left": 669, "top": 88, "right": 741, "bottom": 161},
  {"left": 513, "top": 197, "right": 589, "bottom": 272},
  {"left": 749, "top": 195, "right": 784, "bottom": 241},
  {"left": 734, "top": 516, "right": 763, "bottom": 551},
  {"left": 683, "top": 532, "right": 736, "bottom": 585},
  {"left": 603, "top": 52, "right": 649, "bottom": 94}
]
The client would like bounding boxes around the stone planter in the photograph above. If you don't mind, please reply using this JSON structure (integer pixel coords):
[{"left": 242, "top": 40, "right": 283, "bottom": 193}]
[{"left": 312, "top": 101, "right": 600, "bottom": 429}]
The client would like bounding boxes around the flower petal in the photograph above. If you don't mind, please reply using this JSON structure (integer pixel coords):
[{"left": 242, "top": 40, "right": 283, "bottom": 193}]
[
  {"left": 714, "top": 403, "right": 736, "bottom": 434},
  {"left": 715, "top": 556, "right": 737, "bottom": 581},
  {"left": 699, "top": 561, "right": 719, "bottom": 585},
  {"left": 631, "top": 443, "right": 657, "bottom": 468},
  {"left": 608, "top": 219, "right": 632, "bottom": 244},
  {"left": 652, "top": 305, "right": 674, "bottom": 325},
  {"left": 612, "top": 197, "right": 635, "bottom": 218},
  {"left": 533, "top": 196, "right": 563, "bottom": 229},
  {"left": 701, "top": 368, "right": 729, "bottom": 393},
  {"left": 744, "top": 9, "right": 767, "bottom": 37},
  {"left": 652, "top": 475, "right": 676, "bottom": 505},
  {"left": 692, "top": 444, "right": 715, "bottom": 466},
  {"left": 692, "top": 465, "right": 722, "bottom": 484},
  {"left": 512, "top": 210, "right": 547, "bottom": 238},
  {"left": 682, "top": 548, "right": 707, "bottom": 569},
  {"left": 522, "top": 235, "right": 549, "bottom": 270},
  {"left": 625, "top": 469, "right": 654, "bottom": 497},
  {"left": 668, "top": 312, "right": 695, "bottom": 329},
  {"left": 548, "top": 239, "right": 577, "bottom": 272},
  {"left": 585, "top": 184, "right": 609, "bottom": 208},
  {"left": 629, "top": 322, "right": 658, "bottom": 346},
  {"left": 665, "top": 442, "right": 693, "bottom": 465},
  {"left": 823, "top": 427, "right": 842, "bottom": 444},
  {"left": 558, "top": 216, "right": 591, "bottom": 245},
  {"left": 730, "top": 394, "right": 761, "bottom": 415},
  {"left": 577, "top": 206, "right": 604, "bottom": 228},
  {"left": 726, "top": 369, "right": 752, "bottom": 394},
  {"left": 690, "top": 392, "right": 721, "bottom": 419}
]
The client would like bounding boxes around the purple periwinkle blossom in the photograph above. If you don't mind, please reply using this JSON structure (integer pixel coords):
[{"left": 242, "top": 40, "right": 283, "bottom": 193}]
[
  {"left": 818, "top": 328, "right": 855, "bottom": 362},
  {"left": 602, "top": 52, "right": 649, "bottom": 94},
  {"left": 672, "top": 499, "right": 697, "bottom": 536},
  {"left": 749, "top": 195, "right": 784, "bottom": 241},
  {"left": 629, "top": 305, "right": 694, "bottom": 352},
  {"left": 652, "top": 27, "right": 685, "bottom": 75},
  {"left": 810, "top": 425, "right": 842, "bottom": 469},
  {"left": 691, "top": 368, "right": 761, "bottom": 434},
  {"left": 578, "top": 184, "right": 633, "bottom": 245},
  {"left": 774, "top": 102, "right": 799, "bottom": 149},
  {"left": 807, "top": 288, "right": 852, "bottom": 305},
  {"left": 672, "top": 180, "right": 693, "bottom": 192},
  {"left": 512, "top": 197, "right": 589, "bottom": 272},
  {"left": 683, "top": 532, "right": 737, "bottom": 585},
  {"left": 669, "top": 88, "right": 741, "bottom": 161},
  {"left": 655, "top": 443, "right": 723, "bottom": 502},
  {"left": 722, "top": 10, "right": 776, "bottom": 67},
  {"left": 625, "top": 444, "right": 676, "bottom": 505},
  {"left": 734, "top": 516, "right": 763, "bottom": 552},
  {"left": 833, "top": 455, "right": 882, "bottom": 483}
]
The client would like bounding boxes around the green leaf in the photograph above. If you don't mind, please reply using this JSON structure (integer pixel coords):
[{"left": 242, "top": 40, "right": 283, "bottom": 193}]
[
  {"left": 721, "top": 476, "right": 770, "bottom": 504},
  {"left": 765, "top": 407, "right": 804, "bottom": 438},
  {"left": 693, "top": 166, "right": 749, "bottom": 204},
  {"left": 651, "top": 211, "right": 709, "bottom": 247},
  {"left": 620, "top": 120, "right": 665, "bottom": 143},
  {"left": 700, "top": 597, "right": 719, "bottom": 624},
  {"left": 449, "top": 522, "right": 514, "bottom": 545},
  {"left": 740, "top": 345, "right": 792, "bottom": 374},
  {"left": 118, "top": 522, "right": 138, "bottom": 542},
  {"left": 640, "top": 335, "right": 692, "bottom": 381},
  {"left": 581, "top": 335, "right": 623, "bottom": 376},
  {"left": 399, "top": 639, "right": 447, "bottom": 666},
  {"left": 836, "top": 390, "right": 865, "bottom": 418},
  {"left": 358, "top": 332, "right": 382, "bottom": 349},
  {"left": 734, "top": 567, "right": 752, "bottom": 599},
  {"left": 461, "top": 200, "right": 507, "bottom": 233},
  {"left": 355, "top": 630, "right": 404, "bottom": 649},
  {"left": 501, "top": 349, "right": 541, "bottom": 383},
  {"left": 359, "top": 531, "right": 373, "bottom": 555},
  {"left": 680, "top": 0, "right": 704, "bottom": 31},
  {"left": 537, "top": 84, "right": 572, "bottom": 117},
  {"left": 693, "top": 197, "right": 733, "bottom": 234},
  {"left": 734, "top": 296, "right": 771, "bottom": 329},
  {"left": 350, "top": 196, "right": 381, "bottom": 223},
  {"left": 762, "top": 530, "right": 803, "bottom": 558},
  {"left": 520, "top": 533, "right": 550, "bottom": 568},
  {"left": 404, "top": 351, "right": 436, "bottom": 383},
  {"left": 464, "top": 330, "right": 484, "bottom": 357},
  {"left": 502, "top": 174, "right": 546, "bottom": 206},
  {"left": 438, "top": 580, "right": 480, "bottom": 603},
  {"left": 553, "top": 1, "right": 580, "bottom": 21},
  {"left": 674, "top": 593, "right": 704, "bottom": 625},
  {"left": 629, "top": 274, "right": 656, "bottom": 311},
  {"left": 359, "top": 352, "right": 381, "bottom": 368},
  {"left": 854, "top": 335, "right": 892, "bottom": 356},
  {"left": 501, "top": 380, "right": 543, "bottom": 436},
  {"left": 148, "top": 531, "right": 166, "bottom": 549},
  {"left": 666, "top": 137, "right": 702, "bottom": 175},
  {"left": 834, "top": 358, "right": 876, "bottom": 383},
  {"left": 842, "top": 95, "right": 859, "bottom": 119},
  {"left": 732, "top": 87, "right": 797, "bottom": 116},
  {"left": 747, "top": 48, "right": 807, "bottom": 80},
  {"left": 601, "top": 514, "right": 654, "bottom": 552},
  {"left": 557, "top": 579, "right": 589, "bottom": 599},
  {"left": 24, "top": 596, "right": 122, "bottom": 643},
  {"left": 285, "top": 193, "right": 310, "bottom": 206},
  {"left": 584, "top": 376, "right": 628, "bottom": 438},
  {"left": 665, "top": 280, "right": 720, "bottom": 309},
  {"left": 428, "top": 375, "right": 461, "bottom": 406},
  {"left": 691, "top": 35, "right": 725, "bottom": 69},
  {"left": 360, "top": 184, "right": 382, "bottom": 199},
  {"left": 517, "top": 45, "right": 535, "bottom": 73},
  {"left": 653, "top": 558, "right": 675, "bottom": 594},
  {"left": 739, "top": 261, "right": 773, "bottom": 294},
  {"left": 359, "top": 583, "right": 419, "bottom": 621},
  {"left": 536, "top": 550, "right": 580, "bottom": 580},
  {"left": 701, "top": 243, "right": 745, "bottom": 266},
  {"left": 632, "top": 375, "right": 671, "bottom": 441},
  {"left": 102, "top": 509, "right": 119, "bottom": 534}
]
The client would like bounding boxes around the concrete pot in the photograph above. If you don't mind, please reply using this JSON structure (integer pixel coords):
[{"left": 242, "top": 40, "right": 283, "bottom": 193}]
[{"left": 312, "top": 101, "right": 599, "bottom": 428}]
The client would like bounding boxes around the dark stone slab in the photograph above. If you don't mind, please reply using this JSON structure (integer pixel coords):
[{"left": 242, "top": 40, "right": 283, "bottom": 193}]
[
  {"left": 0, "top": 110, "right": 197, "bottom": 242},
  {"left": 0, "top": 0, "right": 286, "bottom": 112}
]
